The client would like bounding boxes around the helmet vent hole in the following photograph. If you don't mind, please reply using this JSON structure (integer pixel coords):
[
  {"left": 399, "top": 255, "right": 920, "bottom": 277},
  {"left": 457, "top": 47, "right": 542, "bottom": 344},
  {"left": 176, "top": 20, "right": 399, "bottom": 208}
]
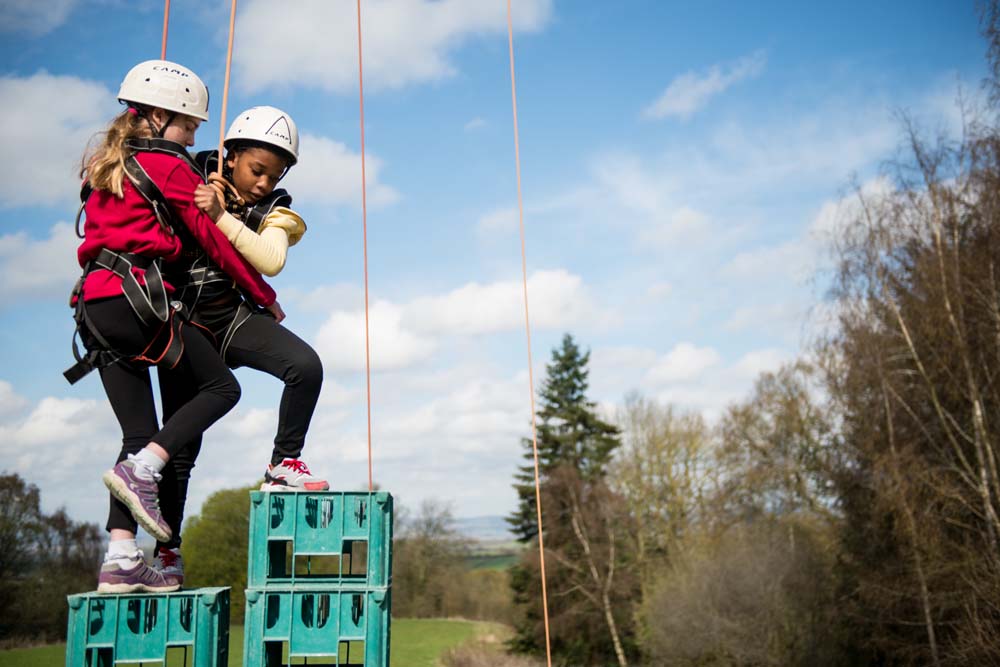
[{"left": 144, "top": 77, "right": 151, "bottom": 82}]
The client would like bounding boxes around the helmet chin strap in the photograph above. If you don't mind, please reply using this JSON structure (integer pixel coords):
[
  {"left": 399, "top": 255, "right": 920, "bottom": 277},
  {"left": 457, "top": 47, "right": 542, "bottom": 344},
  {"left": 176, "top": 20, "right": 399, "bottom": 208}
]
[{"left": 136, "top": 106, "right": 176, "bottom": 139}]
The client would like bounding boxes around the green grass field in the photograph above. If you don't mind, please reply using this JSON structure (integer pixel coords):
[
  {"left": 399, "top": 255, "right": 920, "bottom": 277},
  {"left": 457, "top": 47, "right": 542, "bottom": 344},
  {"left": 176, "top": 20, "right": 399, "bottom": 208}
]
[
  {"left": 464, "top": 553, "right": 518, "bottom": 570},
  {"left": 0, "top": 617, "right": 496, "bottom": 667}
]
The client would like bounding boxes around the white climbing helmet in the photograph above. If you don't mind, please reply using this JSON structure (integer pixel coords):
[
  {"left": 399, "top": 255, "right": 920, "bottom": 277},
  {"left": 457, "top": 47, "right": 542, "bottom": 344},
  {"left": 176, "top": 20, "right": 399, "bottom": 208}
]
[
  {"left": 117, "top": 59, "right": 210, "bottom": 121},
  {"left": 224, "top": 106, "right": 299, "bottom": 165}
]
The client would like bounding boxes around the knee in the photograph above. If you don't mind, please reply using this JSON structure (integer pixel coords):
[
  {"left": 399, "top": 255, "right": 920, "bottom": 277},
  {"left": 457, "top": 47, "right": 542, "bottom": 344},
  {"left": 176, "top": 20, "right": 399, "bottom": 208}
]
[
  {"left": 287, "top": 346, "right": 323, "bottom": 390},
  {"left": 225, "top": 378, "right": 242, "bottom": 407},
  {"left": 212, "top": 372, "right": 241, "bottom": 408}
]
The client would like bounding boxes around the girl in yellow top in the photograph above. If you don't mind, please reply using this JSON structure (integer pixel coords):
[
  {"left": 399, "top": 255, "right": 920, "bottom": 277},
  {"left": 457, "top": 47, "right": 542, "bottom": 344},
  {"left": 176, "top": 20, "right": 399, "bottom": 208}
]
[{"left": 153, "top": 106, "right": 327, "bottom": 583}]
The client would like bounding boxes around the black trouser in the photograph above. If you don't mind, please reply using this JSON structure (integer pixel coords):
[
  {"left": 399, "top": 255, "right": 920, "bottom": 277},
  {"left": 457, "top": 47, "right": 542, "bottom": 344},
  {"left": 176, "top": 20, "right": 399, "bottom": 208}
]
[
  {"left": 87, "top": 297, "right": 241, "bottom": 535},
  {"left": 156, "top": 308, "right": 323, "bottom": 549}
]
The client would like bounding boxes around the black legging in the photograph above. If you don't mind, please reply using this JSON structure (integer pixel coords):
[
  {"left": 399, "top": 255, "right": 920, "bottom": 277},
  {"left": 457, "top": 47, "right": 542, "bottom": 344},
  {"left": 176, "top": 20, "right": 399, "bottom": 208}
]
[
  {"left": 156, "top": 309, "right": 322, "bottom": 549},
  {"left": 86, "top": 296, "right": 241, "bottom": 535}
]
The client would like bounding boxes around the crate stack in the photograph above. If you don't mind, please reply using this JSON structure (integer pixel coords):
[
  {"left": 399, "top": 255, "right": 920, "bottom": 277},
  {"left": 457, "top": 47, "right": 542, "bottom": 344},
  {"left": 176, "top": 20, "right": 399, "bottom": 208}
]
[
  {"left": 65, "top": 586, "right": 230, "bottom": 667},
  {"left": 243, "top": 490, "right": 394, "bottom": 667}
]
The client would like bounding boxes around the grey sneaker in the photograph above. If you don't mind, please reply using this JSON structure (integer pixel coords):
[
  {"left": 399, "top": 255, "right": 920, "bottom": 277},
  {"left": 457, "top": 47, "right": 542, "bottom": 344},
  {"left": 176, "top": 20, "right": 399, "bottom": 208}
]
[
  {"left": 152, "top": 547, "right": 184, "bottom": 586},
  {"left": 97, "top": 558, "right": 181, "bottom": 594},
  {"left": 102, "top": 456, "right": 172, "bottom": 542},
  {"left": 261, "top": 458, "right": 330, "bottom": 492}
]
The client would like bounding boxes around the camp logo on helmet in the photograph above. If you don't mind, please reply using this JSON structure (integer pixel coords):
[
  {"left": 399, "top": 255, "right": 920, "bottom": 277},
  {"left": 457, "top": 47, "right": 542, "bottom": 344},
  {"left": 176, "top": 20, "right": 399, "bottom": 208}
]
[
  {"left": 265, "top": 117, "right": 293, "bottom": 145},
  {"left": 151, "top": 65, "right": 191, "bottom": 78}
]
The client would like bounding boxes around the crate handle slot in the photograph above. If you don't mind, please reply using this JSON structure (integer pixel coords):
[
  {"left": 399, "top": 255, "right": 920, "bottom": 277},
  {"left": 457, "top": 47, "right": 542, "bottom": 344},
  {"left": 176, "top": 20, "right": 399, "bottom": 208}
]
[
  {"left": 352, "top": 594, "right": 364, "bottom": 625},
  {"left": 88, "top": 599, "right": 105, "bottom": 636}
]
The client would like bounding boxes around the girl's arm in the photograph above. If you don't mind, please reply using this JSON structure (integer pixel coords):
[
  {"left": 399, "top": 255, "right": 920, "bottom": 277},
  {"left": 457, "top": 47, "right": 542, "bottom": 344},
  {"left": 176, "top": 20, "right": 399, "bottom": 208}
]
[
  {"left": 161, "top": 162, "right": 277, "bottom": 306},
  {"left": 213, "top": 207, "right": 305, "bottom": 277}
]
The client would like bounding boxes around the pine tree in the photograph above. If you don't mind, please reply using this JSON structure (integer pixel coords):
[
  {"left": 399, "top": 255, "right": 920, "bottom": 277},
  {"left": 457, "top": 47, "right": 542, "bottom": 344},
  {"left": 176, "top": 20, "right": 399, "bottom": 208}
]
[{"left": 507, "top": 333, "right": 621, "bottom": 540}]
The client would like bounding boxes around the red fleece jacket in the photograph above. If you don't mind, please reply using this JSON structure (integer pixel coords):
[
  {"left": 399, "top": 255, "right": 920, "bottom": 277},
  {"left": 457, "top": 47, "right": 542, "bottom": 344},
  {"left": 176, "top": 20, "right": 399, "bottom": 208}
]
[{"left": 77, "top": 151, "right": 276, "bottom": 306}]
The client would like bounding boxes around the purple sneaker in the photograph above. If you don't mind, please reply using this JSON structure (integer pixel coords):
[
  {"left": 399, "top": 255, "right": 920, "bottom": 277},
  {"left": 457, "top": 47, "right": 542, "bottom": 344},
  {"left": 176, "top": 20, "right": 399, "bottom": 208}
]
[
  {"left": 97, "top": 558, "right": 181, "bottom": 594},
  {"left": 102, "top": 457, "right": 172, "bottom": 543}
]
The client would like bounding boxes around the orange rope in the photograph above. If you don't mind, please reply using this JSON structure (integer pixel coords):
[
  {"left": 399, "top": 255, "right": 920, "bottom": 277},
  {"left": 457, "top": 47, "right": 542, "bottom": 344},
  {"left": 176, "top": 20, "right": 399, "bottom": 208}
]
[
  {"left": 356, "top": 0, "right": 374, "bottom": 492},
  {"left": 216, "top": 0, "right": 238, "bottom": 177},
  {"left": 160, "top": 0, "right": 170, "bottom": 59},
  {"left": 507, "top": 3, "right": 552, "bottom": 665}
]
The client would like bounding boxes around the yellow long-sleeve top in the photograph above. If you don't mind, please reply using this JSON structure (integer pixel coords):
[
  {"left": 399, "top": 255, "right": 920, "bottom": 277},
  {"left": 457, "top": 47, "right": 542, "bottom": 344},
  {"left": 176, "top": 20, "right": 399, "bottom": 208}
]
[{"left": 214, "top": 206, "right": 306, "bottom": 277}]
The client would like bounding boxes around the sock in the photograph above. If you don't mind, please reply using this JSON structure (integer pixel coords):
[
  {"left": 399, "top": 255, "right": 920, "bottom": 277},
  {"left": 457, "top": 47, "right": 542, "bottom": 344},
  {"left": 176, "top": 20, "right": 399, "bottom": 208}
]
[
  {"left": 105, "top": 538, "right": 140, "bottom": 566},
  {"left": 131, "top": 448, "right": 166, "bottom": 480}
]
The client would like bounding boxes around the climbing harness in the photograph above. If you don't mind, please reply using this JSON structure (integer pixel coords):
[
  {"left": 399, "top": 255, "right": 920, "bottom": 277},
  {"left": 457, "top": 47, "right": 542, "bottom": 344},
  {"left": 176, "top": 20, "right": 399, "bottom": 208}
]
[{"left": 64, "top": 139, "right": 198, "bottom": 384}]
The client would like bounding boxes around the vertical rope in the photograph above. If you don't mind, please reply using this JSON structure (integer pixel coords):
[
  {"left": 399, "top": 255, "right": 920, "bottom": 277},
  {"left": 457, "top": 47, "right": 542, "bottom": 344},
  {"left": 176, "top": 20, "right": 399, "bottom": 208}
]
[
  {"left": 216, "top": 0, "right": 238, "bottom": 177},
  {"left": 507, "top": 3, "right": 552, "bottom": 665},
  {"left": 356, "top": 0, "right": 375, "bottom": 492},
  {"left": 160, "top": 0, "right": 170, "bottom": 59}
]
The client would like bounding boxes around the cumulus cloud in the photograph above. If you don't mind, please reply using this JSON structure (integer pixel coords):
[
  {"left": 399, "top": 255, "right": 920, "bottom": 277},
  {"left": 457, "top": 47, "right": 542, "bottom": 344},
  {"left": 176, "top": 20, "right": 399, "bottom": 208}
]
[
  {"left": 1, "top": 72, "right": 114, "bottom": 208},
  {"left": 0, "top": 390, "right": 118, "bottom": 520},
  {"left": 403, "top": 269, "right": 610, "bottom": 335},
  {"left": 316, "top": 299, "right": 437, "bottom": 373},
  {"left": 282, "top": 133, "right": 398, "bottom": 209},
  {"left": 0, "top": 0, "right": 78, "bottom": 36},
  {"left": 646, "top": 342, "right": 721, "bottom": 384},
  {"left": 234, "top": 0, "right": 553, "bottom": 94},
  {"left": 314, "top": 269, "right": 610, "bottom": 372},
  {"left": 643, "top": 50, "right": 766, "bottom": 120},
  {"left": 0, "top": 223, "right": 81, "bottom": 304},
  {"left": 0, "top": 380, "right": 29, "bottom": 419},
  {"left": 590, "top": 343, "right": 792, "bottom": 418}
]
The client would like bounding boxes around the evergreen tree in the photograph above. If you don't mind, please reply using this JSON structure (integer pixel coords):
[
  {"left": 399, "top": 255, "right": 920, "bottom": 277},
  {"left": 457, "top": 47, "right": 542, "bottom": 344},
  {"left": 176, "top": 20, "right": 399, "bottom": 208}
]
[
  {"left": 507, "top": 335, "right": 634, "bottom": 664},
  {"left": 507, "top": 333, "right": 621, "bottom": 542}
]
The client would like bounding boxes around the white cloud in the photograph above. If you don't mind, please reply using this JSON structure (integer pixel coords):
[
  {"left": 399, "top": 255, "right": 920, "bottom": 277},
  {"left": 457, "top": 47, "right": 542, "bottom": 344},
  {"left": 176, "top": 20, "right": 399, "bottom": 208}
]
[
  {"left": 590, "top": 343, "right": 791, "bottom": 419},
  {"left": 314, "top": 269, "right": 611, "bottom": 372},
  {"left": 282, "top": 133, "right": 398, "bottom": 208},
  {"left": 464, "top": 117, "right": 487, "bottom": 132},
  {"left": 646, "top": 282, "right": 672, "bottom": 299},
  {"left": 316, "top": 300, "right": 437, "bottom": 373},
  {"left": 0, "top": 223, "right": 82, "bottom": 304},
  {"left": 643, "top": 50, "right": 766, "bottom": 120},
  {"left": 637, "top": 206, "right": 712, "bottom": 248},
  {"left": 234, "top": 0, "right": 553, "bottom": 94},
  {"left": 0, "top": 0, "right": 78, "bottom": 35},
  {"left": 0, "top": 380, "right": 29, "bottom": 420},
  {"left": 0, "top": 392, "right": 117, "bottom": 520},
  {"left": 1, "top": 72, "right": 115, "bottom": 208},
  {"left": 731, "top": 348, "right": 790, "bottom": 381},
  {"left": 477, "top": 207, "right": 519, "bottom": 235},
  {"left": 403, "top": 269, "right": 610, "bottom": 335},
  {"left": 646, "top": 342, "right": 721, "bottom": 384}
]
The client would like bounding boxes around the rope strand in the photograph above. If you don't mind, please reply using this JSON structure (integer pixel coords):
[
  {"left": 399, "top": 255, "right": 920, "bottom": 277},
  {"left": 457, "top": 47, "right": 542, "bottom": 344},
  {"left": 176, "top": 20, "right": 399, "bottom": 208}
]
[
  {"left": 357, "top": 0, "right": 374, "bottom": 492},
  {"left": 507, "top": 3, "right": 552, "bottom": 665},
  {"left": 160, "top": 0, "right": 170, "bottom": 59},
  {"left": 216, "top": 0, "right": 238, "bottom": 177}
]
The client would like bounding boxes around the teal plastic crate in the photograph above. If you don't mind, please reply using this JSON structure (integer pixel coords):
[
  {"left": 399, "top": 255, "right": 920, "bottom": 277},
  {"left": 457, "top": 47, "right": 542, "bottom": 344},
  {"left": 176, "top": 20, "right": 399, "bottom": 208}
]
[
  {"left": 243, "top": 586, "right": 391, "bottom": 666},
  {"left": 65, "top": 587, "right": 230, "bottom": 667},
  {"left": 248, "top": 491, "right": 392, "bottom": 588}
]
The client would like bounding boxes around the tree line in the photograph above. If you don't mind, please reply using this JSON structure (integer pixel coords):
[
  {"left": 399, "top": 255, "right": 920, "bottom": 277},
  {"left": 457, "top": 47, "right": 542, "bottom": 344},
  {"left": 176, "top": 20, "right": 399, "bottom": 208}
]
[{"left": 504, "top": 6, "right": 1000, "bottom": 665}]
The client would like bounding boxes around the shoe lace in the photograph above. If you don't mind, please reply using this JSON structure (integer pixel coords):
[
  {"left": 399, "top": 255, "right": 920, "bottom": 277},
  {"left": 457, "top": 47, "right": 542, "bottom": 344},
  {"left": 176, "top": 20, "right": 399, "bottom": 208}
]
[
  {"left": 158, "top": 549, "right": 178, "bottom": 568},
  {"left": 282, "top": 458, "right": 311, "bottom": 475}
]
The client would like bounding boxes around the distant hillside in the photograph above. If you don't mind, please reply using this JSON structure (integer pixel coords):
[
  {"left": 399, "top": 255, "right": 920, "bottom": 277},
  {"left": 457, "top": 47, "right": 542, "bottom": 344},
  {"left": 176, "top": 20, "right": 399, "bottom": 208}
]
[{"left": 453, "top": 515, "right": 516, "bottom": 542}]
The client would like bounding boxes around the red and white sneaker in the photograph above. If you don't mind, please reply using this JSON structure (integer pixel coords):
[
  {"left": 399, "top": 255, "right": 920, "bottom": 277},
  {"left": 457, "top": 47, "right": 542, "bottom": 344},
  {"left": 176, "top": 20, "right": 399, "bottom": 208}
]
[
  {"left": 261, "top": 458, "right": 329, "bottom": 492},
  {"left": 152, "top": 547, "right": 184, "bottom": 586}
]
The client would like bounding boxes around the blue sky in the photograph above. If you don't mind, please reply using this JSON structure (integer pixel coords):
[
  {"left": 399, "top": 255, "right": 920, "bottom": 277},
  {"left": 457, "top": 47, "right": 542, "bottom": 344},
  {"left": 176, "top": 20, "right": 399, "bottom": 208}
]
[{"left": 0, "top": 0, "right": 986, "bottom": 529}]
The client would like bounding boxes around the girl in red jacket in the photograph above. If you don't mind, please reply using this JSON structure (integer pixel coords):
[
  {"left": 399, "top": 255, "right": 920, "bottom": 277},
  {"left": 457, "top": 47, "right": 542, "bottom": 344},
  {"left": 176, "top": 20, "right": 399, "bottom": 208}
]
[{"left": 72, "top": 60, "right": 276, "bottom": 593}]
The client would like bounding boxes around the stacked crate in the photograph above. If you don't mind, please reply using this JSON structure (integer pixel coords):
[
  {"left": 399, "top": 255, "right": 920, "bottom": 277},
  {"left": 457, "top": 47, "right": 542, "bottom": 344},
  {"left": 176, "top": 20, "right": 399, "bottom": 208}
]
[
  {"left": 65, "top": 586, "right": 230, "bottom": 667},
  {"left": 243, "top": 490, "right": 393, "bottom": 667}
]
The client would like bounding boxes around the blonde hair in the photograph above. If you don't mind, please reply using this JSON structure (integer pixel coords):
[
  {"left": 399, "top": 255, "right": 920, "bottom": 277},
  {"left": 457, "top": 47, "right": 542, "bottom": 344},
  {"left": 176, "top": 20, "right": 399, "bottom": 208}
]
[{"left": 81, "top": 110, "right": 153, "bottom": 198}]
